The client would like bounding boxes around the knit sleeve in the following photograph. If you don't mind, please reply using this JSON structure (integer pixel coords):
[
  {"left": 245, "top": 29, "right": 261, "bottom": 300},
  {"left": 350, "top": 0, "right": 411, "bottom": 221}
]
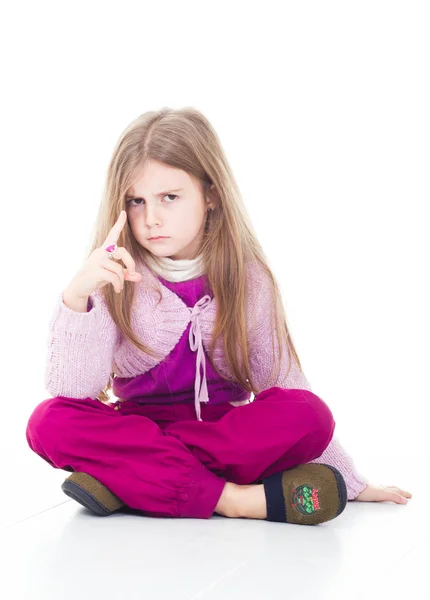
[
  {"left": 247, "top": 263, "right": 369, "bottom": 500},
  {"left": 246, "top": 264, "right": 313, "bottom": 394},
  {"left": 309, "top": 436, "right": 369, "bottom": 500},
  {"left": 44, "top": 289, "right": 119, "bottom": 400}
]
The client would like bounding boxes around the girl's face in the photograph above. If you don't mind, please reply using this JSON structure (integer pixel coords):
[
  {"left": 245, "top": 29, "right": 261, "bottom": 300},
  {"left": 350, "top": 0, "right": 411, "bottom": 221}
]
[{"left": 125, "top": 159, "right": 210, "bottom": 260}]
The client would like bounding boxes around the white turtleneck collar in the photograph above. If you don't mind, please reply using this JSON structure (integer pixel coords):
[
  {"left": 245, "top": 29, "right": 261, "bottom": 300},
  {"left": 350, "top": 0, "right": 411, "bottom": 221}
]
[{"left": 144, "top": 252, "right": 205, "bottom": 282}]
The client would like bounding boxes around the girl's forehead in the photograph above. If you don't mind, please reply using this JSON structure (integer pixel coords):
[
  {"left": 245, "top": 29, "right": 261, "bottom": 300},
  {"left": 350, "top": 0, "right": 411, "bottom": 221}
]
[
  {"left": 128, "top": 163, "right": 193, "bottom": 196},
  {"left": 128, "top": 171, "right": 199, "bottom": 197},
  {"left": 126, "top": 186, "right": 185, "bottom": 198}
]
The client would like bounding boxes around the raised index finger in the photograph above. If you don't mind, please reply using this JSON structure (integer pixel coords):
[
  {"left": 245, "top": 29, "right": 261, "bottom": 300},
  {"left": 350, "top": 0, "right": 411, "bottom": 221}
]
[{"left": 102, "top": 210, "right": 127, "bottom": 248}]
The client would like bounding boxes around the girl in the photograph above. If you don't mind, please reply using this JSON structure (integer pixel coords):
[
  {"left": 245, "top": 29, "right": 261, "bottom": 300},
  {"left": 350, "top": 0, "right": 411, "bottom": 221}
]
[{"left": 26, "top": 107, "right": 412, "bottom": 525}]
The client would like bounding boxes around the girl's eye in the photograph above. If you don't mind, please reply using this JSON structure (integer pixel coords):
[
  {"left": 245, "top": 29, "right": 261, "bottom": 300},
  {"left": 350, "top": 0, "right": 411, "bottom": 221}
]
[{"left": 126, "top": 194, "right": 178, "bottom": 207}]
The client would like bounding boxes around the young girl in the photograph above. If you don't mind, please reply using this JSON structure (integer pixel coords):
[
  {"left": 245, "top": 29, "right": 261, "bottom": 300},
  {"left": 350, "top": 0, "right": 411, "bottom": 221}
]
[{"left": 26, "top": 107, "right": 412, "bottom": 525}]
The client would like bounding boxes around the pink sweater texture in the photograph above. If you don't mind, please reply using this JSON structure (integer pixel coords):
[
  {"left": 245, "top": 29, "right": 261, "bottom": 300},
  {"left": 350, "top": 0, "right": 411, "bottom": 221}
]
[{"left": 45, "top": 259, "right": 368, "bottom": 500}]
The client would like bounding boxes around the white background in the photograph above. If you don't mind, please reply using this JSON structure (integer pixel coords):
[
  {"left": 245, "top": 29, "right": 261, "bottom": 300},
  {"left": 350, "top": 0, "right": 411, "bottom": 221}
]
[{"left": 0, "top": 1, "right": 428, "bottom": 528}]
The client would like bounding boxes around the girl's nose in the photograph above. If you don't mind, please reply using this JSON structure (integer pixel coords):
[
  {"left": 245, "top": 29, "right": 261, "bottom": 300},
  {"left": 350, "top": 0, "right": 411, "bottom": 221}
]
[{"left": 145, "top": 206, "right": 162, "bottom": 227}]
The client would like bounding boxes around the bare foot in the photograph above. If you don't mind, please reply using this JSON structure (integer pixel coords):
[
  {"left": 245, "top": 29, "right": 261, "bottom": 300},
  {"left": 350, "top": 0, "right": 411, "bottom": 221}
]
[
  {"left": 214, "top": 482, "right": 243, "bottom": 517},
  {"left": 237, "top": 484, "right": 267, "bottom": 519},
  {"left": 215, "top": 482, "right": 268, "bottom": 519}
]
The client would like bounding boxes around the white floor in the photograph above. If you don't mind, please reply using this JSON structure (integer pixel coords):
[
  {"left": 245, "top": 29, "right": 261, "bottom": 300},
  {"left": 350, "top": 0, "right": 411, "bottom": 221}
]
[{"left": 0, "top": 437, "right": 425, "bottom": 600}]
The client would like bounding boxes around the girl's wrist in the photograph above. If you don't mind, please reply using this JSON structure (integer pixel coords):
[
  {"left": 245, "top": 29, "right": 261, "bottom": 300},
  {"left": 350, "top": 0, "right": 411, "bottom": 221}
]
[{"left": 63, "top": 285, "right": 89, "bottom": 313}]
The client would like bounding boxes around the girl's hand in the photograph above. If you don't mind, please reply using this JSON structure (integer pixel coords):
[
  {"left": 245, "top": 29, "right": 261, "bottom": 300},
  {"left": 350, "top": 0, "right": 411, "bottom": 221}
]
[
  {"left": 67, "top": 210, "right": 142, "bottom": 298},
  {"left": 355, "top": 483, "right": 413, "bottom": 504}
]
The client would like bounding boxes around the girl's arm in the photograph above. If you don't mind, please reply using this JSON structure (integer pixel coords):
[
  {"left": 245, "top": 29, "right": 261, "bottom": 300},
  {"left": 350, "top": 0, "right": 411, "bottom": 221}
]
[
  {"left": 309, "top": 436, "right": 369, "bottom": 500},
  {"left": 247, "top": 265, "right": 368, "bottom": 500},
  {"left": 44, "top": 289, "right": 119, "bottom": 400}
]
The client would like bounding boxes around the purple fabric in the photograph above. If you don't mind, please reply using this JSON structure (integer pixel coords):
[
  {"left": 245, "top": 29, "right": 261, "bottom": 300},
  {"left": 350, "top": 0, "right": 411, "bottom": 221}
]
[
  {"left": 26, "top": 386, "right": 335, "bottom": 519},
  {"left": 38, "top": 267, "right": 369, "bottom": 502},
  {"left": 112, "top": 274, "right": 251, "bottom": 414}
]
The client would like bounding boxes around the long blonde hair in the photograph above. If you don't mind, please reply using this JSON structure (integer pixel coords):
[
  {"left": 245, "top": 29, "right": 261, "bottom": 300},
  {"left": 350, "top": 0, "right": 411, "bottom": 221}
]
[{"left": 88, "top": 107, "right": 305, "bottom": 403}]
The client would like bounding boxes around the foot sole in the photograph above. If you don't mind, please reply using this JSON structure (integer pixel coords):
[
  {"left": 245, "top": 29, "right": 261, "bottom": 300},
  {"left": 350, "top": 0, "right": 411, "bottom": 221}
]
[
  {"left": 61, "top": 472, "right": 125, "bottom": 516},
  {"left": 263, "top": 463, "right": 347, "bottom": 525}
]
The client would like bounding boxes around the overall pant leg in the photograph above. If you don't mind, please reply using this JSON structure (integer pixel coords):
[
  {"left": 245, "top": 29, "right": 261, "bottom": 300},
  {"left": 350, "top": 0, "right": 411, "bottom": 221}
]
[
  {"left": 25, "top": 396, "right": 227, "bottom": 519},
  {"left": 164, "top": 387, "right": 336, "bottom": 485}
]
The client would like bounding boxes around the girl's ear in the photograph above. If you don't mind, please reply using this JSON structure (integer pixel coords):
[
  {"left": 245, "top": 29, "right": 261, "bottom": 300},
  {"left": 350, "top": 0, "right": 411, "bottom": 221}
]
[{"left": 206, "top": 183, "right": 218, "bottom": 210}]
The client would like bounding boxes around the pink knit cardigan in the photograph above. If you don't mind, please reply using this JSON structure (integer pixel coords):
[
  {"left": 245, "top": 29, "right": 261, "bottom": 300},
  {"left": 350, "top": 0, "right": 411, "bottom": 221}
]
[{"left": 45, "top": 259, "right": 368, "bottom": 500}]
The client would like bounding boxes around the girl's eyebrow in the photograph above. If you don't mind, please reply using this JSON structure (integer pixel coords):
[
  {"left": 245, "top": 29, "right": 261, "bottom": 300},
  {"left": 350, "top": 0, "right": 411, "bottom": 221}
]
[{"left": 125, "top": 188, "right": 184, "bottom": 199}]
